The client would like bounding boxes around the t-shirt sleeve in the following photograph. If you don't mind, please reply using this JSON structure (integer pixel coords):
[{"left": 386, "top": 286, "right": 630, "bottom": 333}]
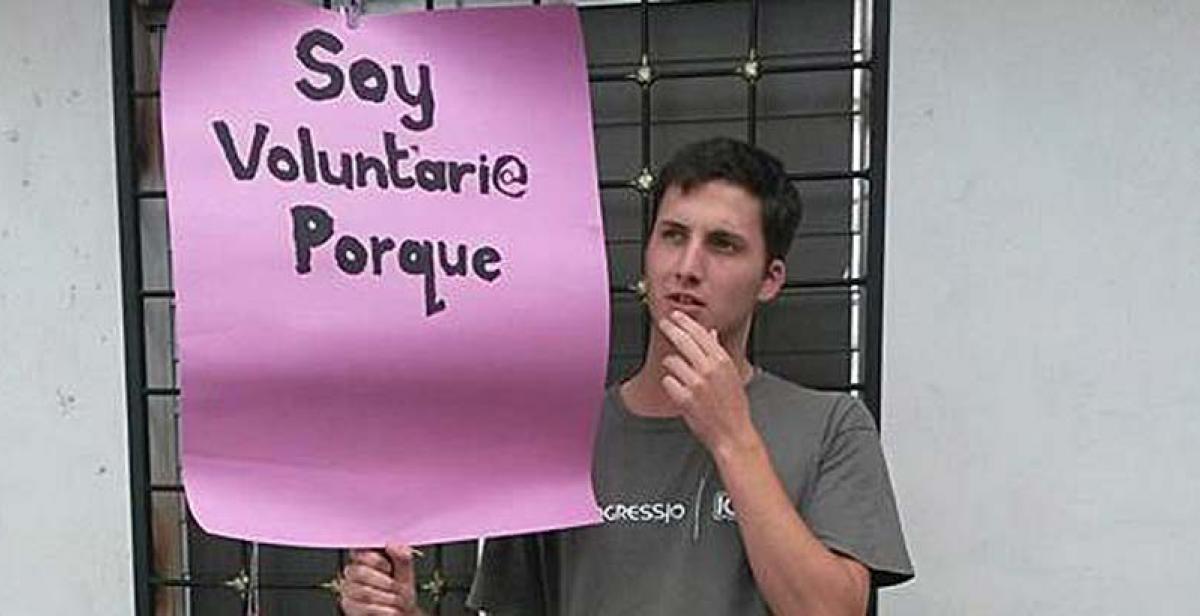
[
  {"left": 465, "top": 533, "right": 551, "bottom": 615},
  {"left": 803, "top": 395, "right": 915, "bottom": 588}
]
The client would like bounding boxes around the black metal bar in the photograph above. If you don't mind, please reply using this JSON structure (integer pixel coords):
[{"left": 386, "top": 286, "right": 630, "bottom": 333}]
[
  {"left": 746, "top": 0, "right": 760, "bottom": 146},
  {"left": 743, "top": 0, "right": 777, "bottom": 369},
  {"left": 639, "top": 0, "right": 650, "bottom": 67},
  {"left": 150, "top": 577, "right": 232, "bottom": 590},
  {"left": 604, "top": 170, "right": 865, "bottom": 189},
  {"left": 590, "top": 48, "right": 863, "bottom": 72},
  {"left": 817, "top": 383, "right": 864, "bottom": 393},
  {"left": 589, "top": 59, "right": 868, "bottom": 83},
  {"left": 657, "top": 60, "right": 864, "bottom": 79},
  {"left": 590, "top": 55, "right": 741, "bottom": 70},
  {"left": 240, "top": 542, "right": 254, "bottom": 614},
  {"left": 335, "top": 546, "right": 348, "bottom": 612},
  {"left": 614, "top": 348, "right": 858, "bottom": 360},
  {"left": 584, "top": 0, "right": 746, "bottom": 10},
  {"left": 612, "top": 278, "right": 866, "bottom": 296},
  {"left": 748, "top": 0, "right": 760, "bottom": 52},
  {"left": 111, "top": 0, "right": 155, "bottom": 614},
  {"left": 599, "top": 179, "right": 637, "bottom": 191},
  {"left": 742, "top": 347, "right": 860, "bottom": 357},
  {"left": 149, "top": 576, "right": 472, "bottom": 593},
  {"left": 638, "top": 0, "right": 652, "bottom": 176},
  {"left": 777, "top": 277, "right": 868, "bottom": 290},
  {"left": 758, "top": 59, "right": 871, "bottom": 75},
  {"left": 864, "top": 0, "right": 890, "bottom": 425},
  {"left": 863, "top": 1, "right": 891, "bottom": 611},
  {"left": 794, "top": 229, "right": 864, "bottom": 239},
  {"left": 653, "top": 65, "right": 739, "bottom": 80},
  {"left": 787, "top": 169, "right": 869, "bottom": 182},
  {"left": 637, "top": 0, "right": 653, "bottom": 355},
  {"left": 594, "top": 109, "right": 859, "bottom": 130},
  {"left": 137, "top": 170, "right": 861, "bottom": 201},
  {"left": 145, "top": 269, "right": 864, "bottom": 303},
  {"left": 433, "top": 545, "right": 445, "bottom": 615},
  {"left": 760, "top": 49, "right": 866, "bottom": 62}
]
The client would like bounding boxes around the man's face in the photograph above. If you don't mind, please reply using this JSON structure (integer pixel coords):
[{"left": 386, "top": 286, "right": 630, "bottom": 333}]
[{"left": 643, "top": 180, "right": 786, "bottom": 339}]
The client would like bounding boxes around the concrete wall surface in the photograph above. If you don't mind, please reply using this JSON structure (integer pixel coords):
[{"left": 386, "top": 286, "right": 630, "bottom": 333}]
[
  {"left": 0, "top": 1, "right": 136, "bottom": 614},
  {"left": 882, "top": 1, "right": 1200, "bottom": 613}
]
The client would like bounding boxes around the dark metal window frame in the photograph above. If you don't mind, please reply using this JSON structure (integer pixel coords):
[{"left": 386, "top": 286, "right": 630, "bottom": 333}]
[{"left": 110, "top": 0, "right": 891, "bottom": 613}]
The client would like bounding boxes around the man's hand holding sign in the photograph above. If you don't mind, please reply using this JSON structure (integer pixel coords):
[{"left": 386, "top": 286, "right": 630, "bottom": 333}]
[{"left": 340, "top": 547, "right": 420, "bottom": 616}]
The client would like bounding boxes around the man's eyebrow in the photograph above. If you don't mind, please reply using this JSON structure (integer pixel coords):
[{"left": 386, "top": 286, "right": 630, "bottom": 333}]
[
  {"left": 658, "top": 219, "right": 689, "bottom": 229},
  {"left": 708, "top": 228, "right": 748, "bottom": 245}
]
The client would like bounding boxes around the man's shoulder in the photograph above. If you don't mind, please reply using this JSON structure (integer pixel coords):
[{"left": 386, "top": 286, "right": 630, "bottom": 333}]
[
  {"left": 753, "top": 370, "right": 848, "bottom": 412},
  {"left": 751, "top": 370, "right": 869, "bottom": 436}
]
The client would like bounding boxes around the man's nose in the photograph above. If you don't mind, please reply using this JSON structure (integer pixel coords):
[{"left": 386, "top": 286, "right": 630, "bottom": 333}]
[{"left": 674, "top": 239, "right": 705, "bottom": 284}]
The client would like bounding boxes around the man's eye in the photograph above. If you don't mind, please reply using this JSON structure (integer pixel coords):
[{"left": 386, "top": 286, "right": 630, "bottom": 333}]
[
  {"left": 661, "top": 228, "right": 685, "bottom": 241},
  {"left": 710, "top": 238, "right": 738, "bottom": 252}
]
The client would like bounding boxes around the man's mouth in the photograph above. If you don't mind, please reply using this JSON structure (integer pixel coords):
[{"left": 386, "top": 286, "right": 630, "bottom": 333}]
[{"left": 665, "top": 293, "right": 705, "bottom": 307}]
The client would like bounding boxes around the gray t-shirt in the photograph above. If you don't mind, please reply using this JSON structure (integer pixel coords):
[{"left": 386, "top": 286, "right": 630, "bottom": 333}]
[{"left": 467, "top": 371, "right": 914, "bottom": 615}]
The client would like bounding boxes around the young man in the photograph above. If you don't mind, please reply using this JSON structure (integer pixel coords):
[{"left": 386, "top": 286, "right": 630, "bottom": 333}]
[{"left": 339, "top": 138, "right": 913, "bottom": 615}]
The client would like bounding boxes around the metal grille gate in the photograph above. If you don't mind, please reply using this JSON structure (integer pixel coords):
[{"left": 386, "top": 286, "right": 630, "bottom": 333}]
[{"left": 110, "top": 0, "right": 890, "bottom": 613}]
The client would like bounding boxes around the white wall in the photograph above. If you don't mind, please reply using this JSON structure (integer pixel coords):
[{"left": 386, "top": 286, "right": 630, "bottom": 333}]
[
  {"left": 0, "top": 1, "right": 136, "bottom": 614},
  {"left": 883, "top": 1, "right": 1200, "bottom": 613}
]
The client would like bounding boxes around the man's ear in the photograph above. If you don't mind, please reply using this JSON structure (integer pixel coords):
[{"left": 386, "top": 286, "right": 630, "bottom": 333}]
[{"left": 758, "top": 258, "right": 786, "bottom": 303}]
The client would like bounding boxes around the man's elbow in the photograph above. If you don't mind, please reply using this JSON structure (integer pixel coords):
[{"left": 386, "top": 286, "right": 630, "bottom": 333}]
[{"left": 836, "top": 556, "right": 871, "bottom": 616}]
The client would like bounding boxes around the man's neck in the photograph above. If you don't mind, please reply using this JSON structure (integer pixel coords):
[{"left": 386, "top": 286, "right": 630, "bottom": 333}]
[{"left": 620, "top": 325, "right": 755, "bottom": 418}]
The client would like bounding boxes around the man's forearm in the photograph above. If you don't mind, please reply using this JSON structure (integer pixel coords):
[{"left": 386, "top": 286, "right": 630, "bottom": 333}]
[{"left": 713, "top": 432, "right": 868, "bottom": 616}]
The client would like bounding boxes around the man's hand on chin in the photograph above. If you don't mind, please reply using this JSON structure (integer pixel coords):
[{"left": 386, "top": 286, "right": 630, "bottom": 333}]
[{"left": 656, "top": 310, "right": 761, "bottom": 457}]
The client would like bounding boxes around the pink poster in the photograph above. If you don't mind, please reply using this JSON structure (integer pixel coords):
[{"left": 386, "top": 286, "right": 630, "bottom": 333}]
[{"left": 161, "top": 0, "right": 608, "bottom": 547}]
